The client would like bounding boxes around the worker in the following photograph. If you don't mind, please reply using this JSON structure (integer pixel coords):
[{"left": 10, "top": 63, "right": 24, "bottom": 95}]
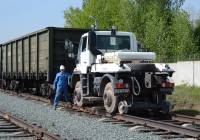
[{"left": 53, "top": 65, "right": 71, "bottom": 110}]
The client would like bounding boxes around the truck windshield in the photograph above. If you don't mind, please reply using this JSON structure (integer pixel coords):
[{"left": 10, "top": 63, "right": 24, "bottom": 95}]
[{"left": 96, "top": 35, "right": 130, "bottom": 50}]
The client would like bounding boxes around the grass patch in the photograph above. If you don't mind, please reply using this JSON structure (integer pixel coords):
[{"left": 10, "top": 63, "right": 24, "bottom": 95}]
[
  {"left": 168, "top": 85, "right": 200, "bottom": 104},
  {"left": 172, "top": 109, "right": 200, "bottom": 116},
  {"left": 168, "top": 85, "right": 200, "bottom": 115}
]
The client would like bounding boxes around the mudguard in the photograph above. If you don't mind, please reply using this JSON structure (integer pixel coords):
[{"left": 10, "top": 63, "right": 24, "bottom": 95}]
[{"left": 99, "top": 74, "right": 117, "bottom": 96}]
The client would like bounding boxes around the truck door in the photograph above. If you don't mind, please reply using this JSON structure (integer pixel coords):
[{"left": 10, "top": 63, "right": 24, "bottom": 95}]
[{"left": 79, "top": 36, "right": 89, "bottom": 73}]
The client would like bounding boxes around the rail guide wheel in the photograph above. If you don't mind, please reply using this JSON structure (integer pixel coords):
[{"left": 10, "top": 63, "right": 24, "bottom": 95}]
[
  {"left": 103, "top": 82, "right": 119, "bottom": 114},
  {"left": 118, "top": 100, "right": 129, "bottom": 114}
]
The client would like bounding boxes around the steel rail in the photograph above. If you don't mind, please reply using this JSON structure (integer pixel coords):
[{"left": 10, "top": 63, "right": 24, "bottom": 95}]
[
  {"left": 71, "top": 104, "right": 200, "bottom": 138},
  {"left": 172, "top": 114, "right": 200, "bottom": 125},
  {"left": 114, "top": 114, "right": 200, "bottom": 138},
  {"left": 0, "top": 110, "right": 63, "bottom": 140}
]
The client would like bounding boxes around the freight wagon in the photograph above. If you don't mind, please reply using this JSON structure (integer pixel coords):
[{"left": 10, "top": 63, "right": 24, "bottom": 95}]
[{"left": 0, "top": 27, "right": 88, "bottom": 95}]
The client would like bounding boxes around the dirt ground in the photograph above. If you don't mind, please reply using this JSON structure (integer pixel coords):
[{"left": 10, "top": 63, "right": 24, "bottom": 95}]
[{"left": 173, "top": 104, "right": 200, "bottom": 118}]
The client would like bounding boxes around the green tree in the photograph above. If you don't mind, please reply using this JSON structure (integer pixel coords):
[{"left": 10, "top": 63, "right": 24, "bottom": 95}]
[
  {"left": 171, "top": 11, "right": 197, "bottom": 60},
  {"left": 64, "top": 0, "right": 134, "bottom": 29},
  {"left": 64, "top": 0, "right": 196, "bottom": 62},
  {"left": 194, "top": 19, "right": 200, "bottom": 50}
]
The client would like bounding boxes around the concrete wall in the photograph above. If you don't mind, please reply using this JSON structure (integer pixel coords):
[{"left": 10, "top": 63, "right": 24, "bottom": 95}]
[{"left": 168, "top": 61, "right": 200, "bottom": 86}]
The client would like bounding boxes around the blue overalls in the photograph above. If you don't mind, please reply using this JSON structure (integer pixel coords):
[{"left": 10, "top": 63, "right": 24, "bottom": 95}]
[{"left": 53, "top": 72, "right": 71, "bottom": 107}]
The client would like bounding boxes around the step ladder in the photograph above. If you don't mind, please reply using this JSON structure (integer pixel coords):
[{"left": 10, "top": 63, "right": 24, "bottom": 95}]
[
  {"left": 80, "top": 74, "right": 103, "bottom": 106},
  {"left": 81, "top": 74, "right": 89, "bottom": 96}
]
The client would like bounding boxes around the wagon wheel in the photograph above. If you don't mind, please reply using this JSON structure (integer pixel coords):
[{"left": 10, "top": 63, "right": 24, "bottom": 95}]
[
  {"left": 103, "top": 82, "right": 119, "bottom": 114},
  {"left": 73, "top": 81, "right": 83, "bottom": 106}
]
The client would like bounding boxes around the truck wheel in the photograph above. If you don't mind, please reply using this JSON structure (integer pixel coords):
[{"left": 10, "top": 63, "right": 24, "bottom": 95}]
[
  {"left": 103, "top": 82, "right": 118, "bottom": 114},
  {"left": 73, "top": 81, "right": 83, "bottom": 106}
]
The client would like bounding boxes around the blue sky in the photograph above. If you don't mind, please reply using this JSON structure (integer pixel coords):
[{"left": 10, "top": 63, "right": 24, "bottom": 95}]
[
  {"left": 0, "top": 0, "right": 82, "bottom": 43},
  {"left": 182, "top": 0, "right": 200, "bottom": 20},
  {"left": 0, "top": 0, "right": 199, "bottom": 43}
]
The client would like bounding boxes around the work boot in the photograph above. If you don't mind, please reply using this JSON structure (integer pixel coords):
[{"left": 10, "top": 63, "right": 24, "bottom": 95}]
[
  {"left": 57, "top": 107, "right": 64, "bottom": 110},
  {"left": 54, "top": 106, "right": 57, "bottom": 110}
]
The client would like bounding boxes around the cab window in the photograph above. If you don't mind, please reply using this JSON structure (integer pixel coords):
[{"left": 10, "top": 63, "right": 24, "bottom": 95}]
[{"left": 82, "top": 37, "right": 87, "bottom": 52}]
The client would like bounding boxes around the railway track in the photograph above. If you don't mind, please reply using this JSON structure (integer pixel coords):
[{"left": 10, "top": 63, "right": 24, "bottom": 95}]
[
  {"left": 0, "top": 112, "right": 34, "bottom": 139},
  {"left": 172, "top": 114, "right": 200, "bottom": 125},
  {"left": 0, "top": 109, "right": 63, "bottom": 140},
  {"left": 1, "top": 90, "right": 200, "bottom": 139}
]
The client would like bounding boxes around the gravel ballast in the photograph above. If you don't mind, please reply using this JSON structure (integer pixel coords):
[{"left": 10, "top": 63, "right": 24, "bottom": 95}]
[{"left": 0, "top": 92, "right": 165, "bottom": 140}]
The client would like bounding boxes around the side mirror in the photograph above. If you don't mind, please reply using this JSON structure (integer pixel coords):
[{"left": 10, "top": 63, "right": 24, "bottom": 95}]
[
  {"left": 88, "top": 31, "right": 96, "bottom": 50},
  {"left": 88, "top": 31, "right": 98, "bottom": 55},
  {"left": 64, "top": 39, "right": 75, "bottom": 58},
  {"left": 88, "top": 31, "right": 102, "bottom": 56}
]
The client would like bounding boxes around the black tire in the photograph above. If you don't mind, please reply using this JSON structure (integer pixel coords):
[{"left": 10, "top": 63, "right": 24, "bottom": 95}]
[
  {"left": 73, "top": 81, "right": 83, "bottom": 106},
  {"left": 103, "top": 82, "right": 118, "bottom": 114}
]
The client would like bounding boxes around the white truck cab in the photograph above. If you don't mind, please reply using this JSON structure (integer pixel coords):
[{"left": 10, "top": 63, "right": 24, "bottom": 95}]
[
  {"left": 75, "top": 29, "right": 155, "bottom": 74},
  {"left": 70, "top": 27, "right": 174, "bottom": 114}
]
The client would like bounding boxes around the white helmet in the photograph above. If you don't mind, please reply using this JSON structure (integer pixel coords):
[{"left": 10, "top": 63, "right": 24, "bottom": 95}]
[{"left": 60, "top": 65, "right": 65, "bottom": 70}]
